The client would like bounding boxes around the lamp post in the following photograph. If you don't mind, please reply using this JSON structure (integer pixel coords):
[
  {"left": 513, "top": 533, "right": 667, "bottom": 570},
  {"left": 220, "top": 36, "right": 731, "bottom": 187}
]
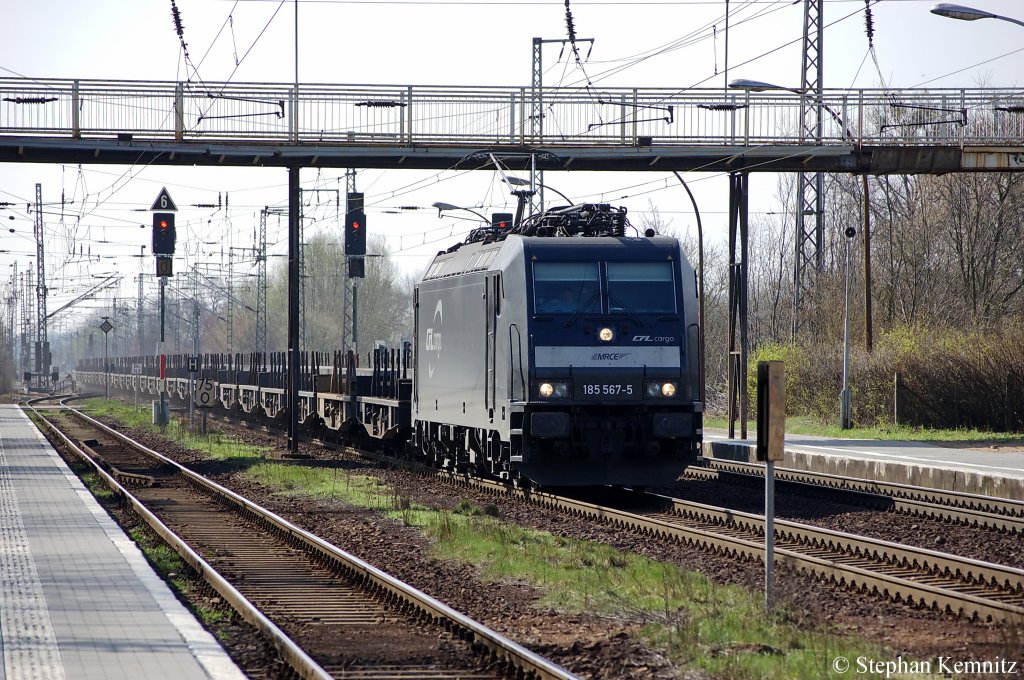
[
  {"left": 841, "top": 227, "right": 856, "bottom": 429},
  {"left": 729, "top": 79, "right": 875, "bottom": 354},
  {"left": 930, "top": 3, "right": 1024, "bottom": 27},
  {"left": 672, "top": 172, "right": 706, "bottom": 407}
]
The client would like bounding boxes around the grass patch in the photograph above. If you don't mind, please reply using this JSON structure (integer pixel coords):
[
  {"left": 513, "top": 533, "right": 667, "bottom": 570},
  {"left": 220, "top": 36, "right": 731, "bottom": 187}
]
[
  {"left": 128, "top": 527, "right": 193, "bottom": 594},
  {"left": 81, "top": 398, "right": 154, "bottom": 429},
  {"left": 127, "top": 526, "right": 234, "bottom": 636},
  {"left": 247, "top": 461, "right": 397, "bottom": 510},
  {"left": 81, "top": 471, "right": 118, "bottom": 502},
  {"left": 79, "top": 397, "right": 271, "bottom": 461},
  {"left": 247, "top": 463, "right": 882, "bottom": 678},
  {"left": 704, "top": 414, "right": 1024, "bottom": 445}
]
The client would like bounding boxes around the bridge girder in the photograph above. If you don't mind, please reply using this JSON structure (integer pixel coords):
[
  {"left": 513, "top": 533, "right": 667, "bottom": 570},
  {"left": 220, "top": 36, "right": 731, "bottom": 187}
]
[{"left": 1, "top": 137, "right": 1012, "bottom": 174}]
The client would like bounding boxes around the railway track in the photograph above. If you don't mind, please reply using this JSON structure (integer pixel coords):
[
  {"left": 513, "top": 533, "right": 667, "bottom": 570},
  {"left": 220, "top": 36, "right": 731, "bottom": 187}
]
[
  {"left": 52, "top": 392, "right": 1024, "bottom": 624},
  {"left": 440, "top": 474, "right": 1024, "bottom": 624},
  {"left": 29, "top": 403, "right": 577, "bottom": 680},
  {"left": 686, "top": 458, "right": 1024, "bottom": 534}
]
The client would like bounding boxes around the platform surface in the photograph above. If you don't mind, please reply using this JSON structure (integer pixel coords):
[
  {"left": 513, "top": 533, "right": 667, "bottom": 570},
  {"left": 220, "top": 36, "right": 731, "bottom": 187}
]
[
  {"left": 709, "top": 429, "right": 1024, "bottom": 476},
  {"left": 706, "top": 428, "right": 1024, "bottom": 499},
  {"left": 0, "top": 404, "right": 245, "bottom": 680}
]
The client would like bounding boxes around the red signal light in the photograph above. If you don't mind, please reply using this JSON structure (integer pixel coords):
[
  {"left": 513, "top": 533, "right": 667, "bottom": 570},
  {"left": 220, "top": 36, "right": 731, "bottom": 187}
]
[
  {"left": 159, "top": 219, "right": 169, "bottom": 229},
  {"left": 498, "top": 221, "right": 508, "bottom": 228},
  {"left": 353, "top": 221, "right": 361, "bottom": 230}
]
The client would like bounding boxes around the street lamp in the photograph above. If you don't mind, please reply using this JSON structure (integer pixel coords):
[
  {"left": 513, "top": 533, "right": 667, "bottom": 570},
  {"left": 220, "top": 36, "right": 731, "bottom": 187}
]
[
  {"left": 729, "top": 77, "right": 875, "bottom": 354},
  {"left": 431, "top": 202, "right": 488, "bottom": 223},
  {"left": 728, "top": 79, "right": 854, "bottom": 141},
  {"left": 728, "top": 78, "right": 790, "bottom": 94},
  {"left": 931, "top": 3, "right": 1024, "bottom": 27}
]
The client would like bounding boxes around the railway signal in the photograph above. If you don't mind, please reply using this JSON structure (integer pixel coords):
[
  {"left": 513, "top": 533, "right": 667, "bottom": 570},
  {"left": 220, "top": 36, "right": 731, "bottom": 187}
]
[
  {"left": 149, "top": 187, "right": 177, "bottom": 427},
  {"left": 152, "top": 213, "right": 176, "bottom": 255},
  {"left": 345, "top": 192, "right": 366, "bottom": 256},
  {"left": 345, "top": 210, "right": 366, "bottom": 256}
]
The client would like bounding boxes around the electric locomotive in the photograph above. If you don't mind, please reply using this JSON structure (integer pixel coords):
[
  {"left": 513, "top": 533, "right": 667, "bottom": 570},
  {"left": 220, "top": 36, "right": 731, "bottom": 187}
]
[
  {"left": 75, "top": 203, "right": 703, "bottom": 488},
  {"left": 413, "top": 203, "right": 702, "bottom": 486}
]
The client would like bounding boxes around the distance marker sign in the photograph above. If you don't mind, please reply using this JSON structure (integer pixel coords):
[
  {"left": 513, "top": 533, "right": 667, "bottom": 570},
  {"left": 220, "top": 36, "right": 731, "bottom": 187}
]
[{"left": 194, "top": 378, "right": 215, "bottom": 408}]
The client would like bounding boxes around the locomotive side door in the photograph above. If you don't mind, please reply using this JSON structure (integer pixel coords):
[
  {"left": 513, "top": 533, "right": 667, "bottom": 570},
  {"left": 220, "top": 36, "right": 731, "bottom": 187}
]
[
  {"left": 485, "top": 273, "right": 498, "bottom": 413},
  {"left": 412, "top": 287, "right": 419, "bottom": 408}
]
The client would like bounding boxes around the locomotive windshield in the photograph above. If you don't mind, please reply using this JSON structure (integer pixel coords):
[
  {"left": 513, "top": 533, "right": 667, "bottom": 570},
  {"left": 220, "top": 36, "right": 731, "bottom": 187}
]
[
  {"left": 607, "top": 262, "right": 676, "bottom": 314},
  {"left": 533, "top": 260, "right": 676, "bottom": 315},
  {"left": 534, "top": 262, "right": 601, "bottom": 314}
]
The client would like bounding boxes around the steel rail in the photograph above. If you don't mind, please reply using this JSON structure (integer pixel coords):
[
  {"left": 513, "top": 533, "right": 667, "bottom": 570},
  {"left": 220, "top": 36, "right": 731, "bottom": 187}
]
[
  {"left": 34, "top": 405, "right": 577, "bottom": 680},
  {"left": 687, "top": 459, "right": 1024, "bottom": 534},
  {"left": 28, "top": 404, "right": 334, "bottom": 680},
  {"left": 440, "top": 474, "right": 1024, "bottom": 623},
  {"left": 646, "top": 493, "right": 1024, "bottom": 592},
  {"left": 54, "top": 385, "right": 1024, "bottom": 622}
]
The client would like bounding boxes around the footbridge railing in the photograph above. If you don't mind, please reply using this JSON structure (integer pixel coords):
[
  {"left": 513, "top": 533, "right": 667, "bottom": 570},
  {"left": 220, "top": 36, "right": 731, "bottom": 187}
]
[{"left": 2, "top": 77, "right": 1023, "bottom": 149}]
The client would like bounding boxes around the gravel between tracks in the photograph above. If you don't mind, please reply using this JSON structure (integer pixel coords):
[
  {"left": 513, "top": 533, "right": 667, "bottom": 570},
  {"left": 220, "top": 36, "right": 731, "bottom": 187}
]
[{"left": 94, "top": 415, "right": 1023, "bottom": 677}]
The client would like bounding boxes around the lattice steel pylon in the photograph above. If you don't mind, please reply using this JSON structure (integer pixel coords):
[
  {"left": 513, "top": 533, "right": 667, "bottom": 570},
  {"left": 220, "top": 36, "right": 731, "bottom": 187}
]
[
  {"left": 530, "top": 38, "right": 545, "bottom": 216},
  {"left": 793, "top": 0, "right": 825, "bottom": 339},
  {"left": 8, "top": 261, "right": 17, "bottom": 373},
  {"left": 136, "top": 251, "right": 145, "bottom": 355},
  {"left": 340, "top": 169, "right": 356, "bottom": 353},
  {"left": 33, "top": 183, "right": 49, "bottom": 389},
  {"left": 255, "top": 208, "right": 269, "bottom": 356},
  {"left": 226, "top": 248, "right": 234, "bottom": 355},
  {"left": 299, "top": 199, "right": 307, "bottom": 350},
  {"left": 21, "top": 270, "right": 34, "bottom": 380},
  {"left": 5, "top": 268, "right": 15, "bottom": 372}
]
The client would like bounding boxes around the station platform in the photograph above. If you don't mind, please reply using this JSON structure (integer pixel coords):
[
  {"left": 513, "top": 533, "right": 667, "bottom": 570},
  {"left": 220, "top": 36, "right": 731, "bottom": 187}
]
[
  {"left": 707, "top": 429, "right": 1024, "bottom": 501},
  {"left": 0, "top": 404, "right": 244, "bottom": 680}
]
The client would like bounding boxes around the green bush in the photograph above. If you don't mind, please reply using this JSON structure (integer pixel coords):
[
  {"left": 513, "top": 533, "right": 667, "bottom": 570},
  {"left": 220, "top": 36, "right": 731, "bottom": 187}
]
[{"left": 736, "top": 324, "right": 1024, "bottom": 432}]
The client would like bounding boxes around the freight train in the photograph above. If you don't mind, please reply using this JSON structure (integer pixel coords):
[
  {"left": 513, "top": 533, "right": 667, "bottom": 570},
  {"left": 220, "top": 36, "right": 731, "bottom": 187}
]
[{"left": 77, "top": 203, "right": 703, "bottom": 487}]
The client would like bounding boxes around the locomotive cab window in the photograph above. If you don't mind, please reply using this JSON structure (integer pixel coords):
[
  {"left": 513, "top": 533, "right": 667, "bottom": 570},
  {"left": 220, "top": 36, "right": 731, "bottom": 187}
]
[
  {"left": 607, "top": 262, "right": 676, "bottom": 314},
  {"left": 533, "top": 262, "right": 600, "bottom": 314}
]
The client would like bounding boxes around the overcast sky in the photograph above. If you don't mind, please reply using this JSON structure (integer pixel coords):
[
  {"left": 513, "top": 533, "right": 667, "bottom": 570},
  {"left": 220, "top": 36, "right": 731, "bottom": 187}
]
[{"left": 2, "top": 0, "right": 1023, "bottom": 330}]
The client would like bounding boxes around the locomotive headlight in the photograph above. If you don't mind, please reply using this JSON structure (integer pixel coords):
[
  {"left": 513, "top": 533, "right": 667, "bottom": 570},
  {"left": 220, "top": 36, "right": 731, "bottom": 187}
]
[
  {"left": 646, "top": 381, "right": 678, "bottom": 398},
  {"left": 537, "top": 381, "right": 568, "bottom": 398},
  {"left": 598, "top": 326, "right": 615, "bottom": 342}
]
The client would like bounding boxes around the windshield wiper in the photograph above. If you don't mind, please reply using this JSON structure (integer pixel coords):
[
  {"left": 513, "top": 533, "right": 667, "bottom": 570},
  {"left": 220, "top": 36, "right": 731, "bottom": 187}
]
[
  {"left": 564, "top": 290, "right": 601, "bottom": 327},
  {"left": 608, "top": 292, "right": 643, "bottom": 327}
]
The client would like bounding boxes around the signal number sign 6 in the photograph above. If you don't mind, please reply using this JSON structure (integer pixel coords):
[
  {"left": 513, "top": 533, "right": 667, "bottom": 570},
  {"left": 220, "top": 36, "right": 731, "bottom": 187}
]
[{"left": 194, "top": 378, "right": 216, "bottom": 408}]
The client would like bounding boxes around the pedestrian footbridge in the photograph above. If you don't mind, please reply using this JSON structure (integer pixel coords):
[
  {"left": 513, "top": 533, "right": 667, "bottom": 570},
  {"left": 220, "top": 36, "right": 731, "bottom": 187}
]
[{"left": 1, "top": 77, "right": 1022, "bottom": 173}]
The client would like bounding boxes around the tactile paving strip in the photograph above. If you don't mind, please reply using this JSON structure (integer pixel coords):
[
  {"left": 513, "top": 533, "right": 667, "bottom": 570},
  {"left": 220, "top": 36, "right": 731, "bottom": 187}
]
[{"left": 0, "top": 427, "right": 67, "bottom": 680}]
